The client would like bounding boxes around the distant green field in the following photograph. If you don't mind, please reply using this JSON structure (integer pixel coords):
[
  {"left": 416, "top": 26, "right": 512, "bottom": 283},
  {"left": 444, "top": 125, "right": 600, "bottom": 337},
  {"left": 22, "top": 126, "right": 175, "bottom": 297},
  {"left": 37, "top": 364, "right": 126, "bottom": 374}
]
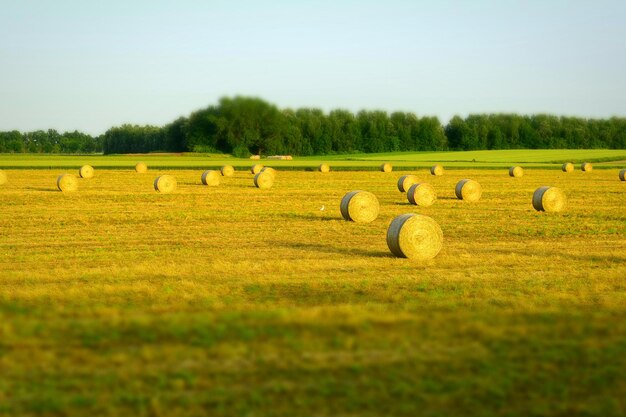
[{"left": 0, "top": 149, "right": 625, "bottom": 170}]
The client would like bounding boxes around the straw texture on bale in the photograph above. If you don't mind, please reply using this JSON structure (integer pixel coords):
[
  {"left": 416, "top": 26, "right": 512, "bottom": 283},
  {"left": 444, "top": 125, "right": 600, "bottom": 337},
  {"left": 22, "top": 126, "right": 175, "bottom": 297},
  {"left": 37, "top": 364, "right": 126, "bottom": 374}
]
[
  {"left": 407, "top": 183, "right": 437, "bottom": 207},
  {"left": 250, "top": 164, "right": 264, "bottom": 174},
  {"left": 532, "top": 186, "right": 566, "bottom": 212},
  {"left": 201, "top": 170, "right": 220, "bottom": 186},
  {"left": 397, "top": 175, "right": 419, "bottom": 192},
  {"left": 319, "top": 163, "right": 330, "bottom": 173},
  {"left": 261, "top": 167, "right": 277, "bottom": 177},
  {"left": 78, "top": 165, "right": 94, "bottom": 179},
  {"left": 620, "top": 169, "right": 626, "bottom": 181},
  {"left": 220, "top": 165, "right": 235, "bottom": 177},
  {"left": 0, "top": 170, "right": 7, "bottom": 186},
  {"left": 430, "top": 164, "right": 444, "bottom": 176},
  {"left": 56, "top": 174, "right": 78, "bottom": 192},
  {"left": 254, "top": 171, "right": 274, "bottom": 189},
  {"left": 562, "top": 163, "right": 574, "bottom": 173},
  {"left": 380, "top": 163, "right": 393, "bottom": 173},
  {"left": 509, "top": 166, "right": 524, "bottom": 178},
  {"left": 455, "top": 179, "right": 482, "bottom": 202},
  {"left": 386, "top": 214, "right": 443, "bottom": 260},
  {"left": 153, "top": 175, "right": 177, "bottom": 193},
  {"left": 581, "top": 162, "right": 593, "bottom": 172},
  {"left": 340, "top": 190, "right": 380, "bottom": 223},
  {"left": 135, "top": 162, "right": 148, "bottom": 173}
]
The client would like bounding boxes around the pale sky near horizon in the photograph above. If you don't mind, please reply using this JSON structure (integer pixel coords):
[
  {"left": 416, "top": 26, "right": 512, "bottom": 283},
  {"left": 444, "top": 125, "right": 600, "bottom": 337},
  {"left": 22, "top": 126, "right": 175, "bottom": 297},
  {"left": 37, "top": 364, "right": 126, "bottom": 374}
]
[{"left": 1, "top": 0, "right": 626, "bottom": 136}]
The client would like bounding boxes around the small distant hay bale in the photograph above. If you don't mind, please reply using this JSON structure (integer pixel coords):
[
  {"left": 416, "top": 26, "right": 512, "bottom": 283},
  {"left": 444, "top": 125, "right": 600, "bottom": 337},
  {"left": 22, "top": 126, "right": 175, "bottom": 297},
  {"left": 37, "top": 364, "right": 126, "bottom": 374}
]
[
  {"left": 407, "top": 183, "right": 437, "bottom": 207},
  {"left": 380, "top": 163, "right": 393, "bottom": 173},
  {"left": 455, "top": 179, "right": 482, "bottom": 202},
  {"left": 0, "top": 170, "right": 7, "bottom": 185},
  {"left": 261, "top": 166, "right": 276, "bottom": 177},
  {"left": 201, "top": 170, "right": 220, "bottom": 186},
  {"left": 532, "top": 186, "right": 566, "bottom": 212},
  {"left": 153, "top": 175, "right": 177, "bottom": 193},
  {"left": 250, "top": 164, "right": 264, "bottom": 174},
  {"left": 340, "top": 190, "right": 379, "bottom": 223},
  {"left": 386, "top": 214, "right": 443, "bottom": 260},
  {"left": 581, "top": 162, "right": 593, "bottom": 172},
  {"left": 562, "top": 163, "right": 574, "bottom": 173},
  {"left": 430, "top": 164, "right": 444, "bottom": 176},
  {"left": 250, "top": 155, "right": 261, "bottom": 160},
  {"left": 78, "top": 165, "right": 94, "bottom": 179},
  {"left": 56, "top": 174, "right": 78, "bottom": 192},
  {"left": 620, "top": 169, "right": 626, "bottom": 181},
  {"left": 319, "top": 163, "right": 330, "bottom": 173},
  {"left": 397, "top": 174, "right": 419, "bottom": 192},
  {"left": 135, "top": 162, "right": 148, "bottom": 173},
  {"left": 509, "top": 166, "right": 524, "bottom": 178},
  {"left": 254, "top": 171, "right": 274, "bottom": 189},
  {"left": 221, "top": 165, "right": 235, "bottom": 177}
]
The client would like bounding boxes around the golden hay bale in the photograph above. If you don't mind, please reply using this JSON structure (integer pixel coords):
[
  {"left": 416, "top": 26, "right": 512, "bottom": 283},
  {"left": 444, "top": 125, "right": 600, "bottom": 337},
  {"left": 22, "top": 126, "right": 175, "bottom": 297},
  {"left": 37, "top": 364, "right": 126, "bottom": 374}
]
[
  {"left": 581, "top": 162, "right": 593, "bottom": 172},
  {"left": 249, "top": 155, "right": 261, "bottom": 160},
  {"left": 201, "top": 170, "right": 220, "bottom": 186},
  {"left": 261, "top": 166, "right": 277, "bottom": 177},
  {"left": 620, "top": 169, "right": 626, "bottom": 181},
  {"left": 319, "top": 163, "right": 330, "bottom": 173},
  {"left": 78, "top": 165, "right": 94, "bottom": 179},
  {"left": 135, "top": 162, "right": 148, "bottom": 173},
  {"left": 0, "top": 170, "right": 7, "bottom": 186},
  {"left": 340, "top": 190, "right": 380, "bottom": 223},
  {"left": 386, "top": 214, "right": 443, "bottom": 260},
  {"left": 153, "top": 175, "right": 177, "bottom": 193},
  {"left": 221, "top": 165, "right": 235, "bottom": 177},
  {"left": 254, "top": 171, "right": 274, "bottom": 189},
  {"left": 455, "top": 179, "right": 482, "bottom": 202},
  {"left": 407, "top": 183, "right": 437, "bottom": 207},
  {"left": 250, "top": 164, "right": 264, "bottom": 174},
  {"left": 509, "top": 166, "right": 524, "bottom": 178},
  {"left": 430, "top": 164, "right": 444, "bottom": 176},
  {"left": 397, "top": 174, "right": 419, "bottom": 192},
  {"left": 562, "top": 162, "right": 574, "bottom": 173},
  {"left": 56, "top": 174, "right": 78, "bottom": 192},
  {"left": 380, "top": 163, "right": 393, "bottom": 173},
  {"left": 532, "top": 186, "right": 566, "bottom": 212}
]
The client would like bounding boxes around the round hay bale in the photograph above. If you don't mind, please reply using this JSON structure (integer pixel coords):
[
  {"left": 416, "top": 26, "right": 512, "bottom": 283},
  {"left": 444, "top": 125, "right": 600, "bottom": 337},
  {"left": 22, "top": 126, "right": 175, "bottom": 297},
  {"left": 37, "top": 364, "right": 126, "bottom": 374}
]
[
  {"left": 386, "top": 214, "right": 443, "bottom": 260},
  {"left": 250, "top": 164, "right": 264, "bottom": 174},
  {"left": 620, "top": 169, "right": 626, "bottom": 181},
  {"left": 221, "top": 165, "right": 235, "bottom": 177},
  {"left": 0, "top": 170, "right": 7, "bottom": 186},
  {"left": 78, "top": 165, "right": 94, "bottom": 179},
  {"left": 201, "top": 170, "right": 220, "bottom": 186},
  {"left": 135, "top": 162, "right": 148, "bottom": 173},
  {"left": 397, "top": 174, "right": 419, "bottom": 192},
  {"left": 254, "top": 171, "right": 274, "bottom": 189},
  {"left": 407, "top": 183, "right": 437, "bottom": 207},
  {"left": 509, "top": 166, "right": 523, "bottom": 178},
  {"left": 455, "top": 179, "right": 482, "bottom": 202},
  {"left": 562, "top": 163, "right": 574, "bottom": 173},
  {"left": 260, "top": 166, "right": 276, "bottom": 177},
  {"left": 430, "top": 164, "right": 444, "bottom": 176},
  {"left": 581, "top": 162, "right": 593, "bottom": 172},
  {"left": 153, "top": 175, "right": 177, "bottom": 193},
  {"left": 318, "top": 163, "right": 330, "bottom": 173},
  {"left": 56, "top": 174, "right": 78, "bottom": 192},
  {"left": 532, "top": 186, "right": 566, "bottom": 212},
  {"left": 380, "top": 163, "right": 392, "bottom": 173},
  {"left": 340, "top": 190, "right": 379, "bottom": 223}
]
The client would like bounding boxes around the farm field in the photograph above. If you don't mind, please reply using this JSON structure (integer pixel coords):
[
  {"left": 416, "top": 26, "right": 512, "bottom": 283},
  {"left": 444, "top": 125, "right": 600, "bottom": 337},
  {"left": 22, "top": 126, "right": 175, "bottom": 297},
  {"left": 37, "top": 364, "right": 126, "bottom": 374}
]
[{"left": 1, "top": 159, "right": 626, "bottom": 416}]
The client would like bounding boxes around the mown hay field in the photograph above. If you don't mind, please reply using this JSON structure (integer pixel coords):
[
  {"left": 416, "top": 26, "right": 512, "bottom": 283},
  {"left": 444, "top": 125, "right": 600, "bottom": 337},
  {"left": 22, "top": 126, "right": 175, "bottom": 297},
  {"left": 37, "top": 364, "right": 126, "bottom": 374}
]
[{"left": 1, "top": 164, "right": 625, "bottom": 416}]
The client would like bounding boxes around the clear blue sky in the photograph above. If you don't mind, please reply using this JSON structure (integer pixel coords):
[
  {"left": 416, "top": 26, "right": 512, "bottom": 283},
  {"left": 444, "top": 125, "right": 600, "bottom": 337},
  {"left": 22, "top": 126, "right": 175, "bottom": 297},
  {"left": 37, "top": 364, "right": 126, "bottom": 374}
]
[{"left": 1, "top": 0, "right": 625, "bottom": 135}]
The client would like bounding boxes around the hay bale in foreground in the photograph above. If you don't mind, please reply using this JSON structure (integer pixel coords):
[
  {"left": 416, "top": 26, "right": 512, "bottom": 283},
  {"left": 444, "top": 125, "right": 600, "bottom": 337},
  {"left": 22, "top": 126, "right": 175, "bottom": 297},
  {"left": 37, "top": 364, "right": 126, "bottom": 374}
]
[
  {"left": 261, "top": 167, "right": 276, "bottom": 177},
  {"left": 153, "top": 175, "right": 177, "bottom": 193},
  {"left": 340, "top": 190, "right": 379, "bottom": 223},
  {"left": 430, "top": 164, "right": 444, "bottom": 176},
  {"left": 620, "top": 169, "right": 626, "bottom": 181},
  {"left": 56, "top": 174, "right": 78, "bottom": 192},
  {"left": 380, "top": 163, "right": 393, "bottom": 173},
  {"left": 221, "top": 165, "right": 235, "bottom": 177},
  {"left": 397, "top": 174, "right": 419, "bottom": 192},
  {"left": 407, "top": 183, "right": 437, "bottom": 207},
  {"left": 509, "top": 166, "right": 523, "bottom": 178},
  {"left": 201, "top": 170, "right": 220, "bottom": 186},
  {"left": 250, "top": 164, "right": 264, "bottom": 174},
  {"left": 581, "top": 162, "right": 593, "bottom": 172},
  {"left": 386, "top": 214, "right": 443, "bottom": 260},
  {"left": 254, "top": 171, "right": 274, "bottom": 189},
  {"left": 455, "top": 179, "right": 482, "bottom": 202},
  {"left": 532, "top": 186, "right": 566, "bottom": 212},
  {"left": 319, "top": 163, "right": 330, "bottom": 173},
  {"left": 135, "top": 162, "right": 148, "bottom": 173},
  {"left": 562, "top": 163, "right": 574, "bottom": 173},
  {"left": 0, "top": 170, "right": 7, "bottom": 186}
]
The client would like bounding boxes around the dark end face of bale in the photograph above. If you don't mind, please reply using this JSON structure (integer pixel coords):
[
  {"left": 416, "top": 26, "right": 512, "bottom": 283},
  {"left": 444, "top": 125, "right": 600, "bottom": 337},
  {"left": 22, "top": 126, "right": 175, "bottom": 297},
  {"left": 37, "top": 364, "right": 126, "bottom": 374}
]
[
  {"left": 581, "top": 162, "right": 593, "bottom": 172},
  {"left": 562, "top": 163, "right": 574, "bottom": 173},
  {"left": 380, "top": 163, "right": 392, "bottom": 173},
  {"left": 619, "top": 169, "right": 626, "bottom": 181},
  {"left": 430, "top": 164, "right": 444, "bottom": 176},
  {"left": 340, "top": 190, "right": 379, "bottom": 223},
  {"left": 509, "top": 166, "right": 523, "bottom": 178}
]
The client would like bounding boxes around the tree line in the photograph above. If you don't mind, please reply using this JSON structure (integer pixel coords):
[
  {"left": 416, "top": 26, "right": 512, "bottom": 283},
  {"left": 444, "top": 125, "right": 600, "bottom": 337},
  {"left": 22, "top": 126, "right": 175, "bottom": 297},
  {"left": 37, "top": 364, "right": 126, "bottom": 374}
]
[{"left": 2, "top": 96, "right": 625, "bottom": 155}]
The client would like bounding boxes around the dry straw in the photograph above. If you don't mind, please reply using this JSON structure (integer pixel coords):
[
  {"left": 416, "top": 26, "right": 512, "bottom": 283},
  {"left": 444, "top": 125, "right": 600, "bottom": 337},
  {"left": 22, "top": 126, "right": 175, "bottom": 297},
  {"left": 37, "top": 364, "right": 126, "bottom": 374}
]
[
  {"left": 562, "top": 163, "right": 574, "bottom": 173},
  {"left": 319, "top": 163, "right": 330, "bottom": 173},
  {"left": 261, "top": 166, "right": 277, "bottom": 177},
  {"left": 386, "top": 213, "right": 443, "bottom": 260},
  {"left": 407, "top": 183, "right": 437, "bottom": 207},
  {"left": 250, "top": 164, "right": 264, "bottom": 174},
  {"left": 201, "top": 170, "right": 220, "bottom": 186},
  {"left": 397, "top": 174, "right": 419, "bottom": 192},
  {"left": 221, "top": 165, "right": 235, "bottom": 177},
  {"left": 620, "top": 169, "right": 626, "bottom": 181},
  {"left": 380, "top": 163, "right": 393, "bottom": 173},
  {"left": 254, "top": 171, "right": 274, "bottom": 189},
  {"left": 455, "top": 179, "right": 482, "bottom": 202},
  {"left": 430, "top": 164, "right": 444, "bottom": 176},
  {"left": 340, "top": 190, "right": 380, "bottom": 223},
  {"left": 78, "top": 165, "right": 94, "bottom": 179},
  {"left": 509, "top": 166, "right": 524, "bottom": 178},
  {"left": 56, "top": 174, "right": 78, "bottom": 192},
  {"left": 153, "top": 175, "right": 177, "bottom": 193},
  {"left": 135, "top": 162, "right": 148, "bottom": 173},
  {"left": 0, "top": 170, "right": 7, "bottom": 186},
  {"left": 532, "top": 186, "right": 566, "bottom": 212},
  {"left": 581, "top": 162, "right": 593, "bottom": 172}
]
